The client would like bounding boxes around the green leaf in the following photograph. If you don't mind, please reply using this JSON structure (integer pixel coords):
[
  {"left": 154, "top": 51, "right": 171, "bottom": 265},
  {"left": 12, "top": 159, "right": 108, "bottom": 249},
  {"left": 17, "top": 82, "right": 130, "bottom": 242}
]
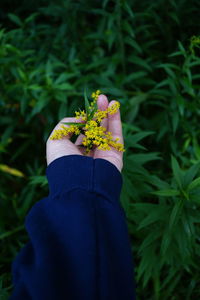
[
  {"left": 137, "top": 244, "right": 157, "bottom": 288},
  {"left": 30, "top": 97, "right": 49, "bottom": 116},
  {"left": 55, "top": 83, "right": 73, "bottom": 90},
  {"left": 137, "top": 205, "right": 168, "bottom": 230},
  {"left": 125, "top": 131, "right": 155, "bottom": 150},
  {"left": 139, "top": 230, "right": 161, "bottom": 253},
  {"left": 58, "top": 102, "right": 68, "bottom": 120},
  {"left": 29, "top": 175, "right": 48, "bottom": 187},
  {"left": 160, "top": 231, "right": 171, "bottom": 257},
  {"left": 188, "top": 177, "right": 200, "bottom": 191},
  {"left": 8, "top": 13, "right": 22, "bottom": 26},
  {"left": 24, "top": 12, "right": 40, "bottom": 23},
  {"left": 84, "top": 87, "right": 90, "bottom": 117},
  {"left": 169, "top": 199, "right": 183, "bottom": 230},
  {"left": 151, "top": 189, "right": 180, "bottom": 197},
  {"left": 171, "top": 155, "right": 183, "bottom": 189},
  {"left": 172, "top": 111, "right": 179, "bottom": 134},
  {"left": 61, "top": 122, "right": 85, "bottom": 127},
  {"left": 128, "top": 152, "right": 161, "bottom": 165},
  {"left": 178, "top": 40, "right": 187, "bottom": 57},
  {"left": 124, "top": 72, "right": 148, "bottom": 84},
  {"left": 168, "top": 51, "right": 182, "bottom": 57},
  {"left": 130, "top": 131, "right": 155, "bottom": 143},
  {"left": 89, "top": 101, "right": 98, "bottom": 120},
  {"left": 124, "top": 2, "right": 134, "bottom": 18},
  {"left": 183, "top": 162, "right": 200, "bottom": 187}
]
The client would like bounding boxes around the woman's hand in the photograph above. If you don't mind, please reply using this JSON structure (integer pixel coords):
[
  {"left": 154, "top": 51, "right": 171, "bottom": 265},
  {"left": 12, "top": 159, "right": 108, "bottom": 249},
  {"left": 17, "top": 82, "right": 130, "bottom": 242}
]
[{"left": 46, "top": 94, "right": 124, "bottom": 172}]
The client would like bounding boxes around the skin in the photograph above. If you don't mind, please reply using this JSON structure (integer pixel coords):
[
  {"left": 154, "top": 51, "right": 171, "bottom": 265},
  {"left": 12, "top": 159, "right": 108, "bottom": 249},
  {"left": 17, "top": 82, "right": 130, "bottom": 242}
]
[{"left": 46, "top": 94, "right": 124, "bottom": 172}]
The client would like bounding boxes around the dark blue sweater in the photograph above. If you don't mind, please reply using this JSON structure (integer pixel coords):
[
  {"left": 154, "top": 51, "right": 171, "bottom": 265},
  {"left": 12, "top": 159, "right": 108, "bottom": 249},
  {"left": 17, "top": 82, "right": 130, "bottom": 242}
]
[{"left": 10, "top": 155, "right": 136, "bottom": 300}]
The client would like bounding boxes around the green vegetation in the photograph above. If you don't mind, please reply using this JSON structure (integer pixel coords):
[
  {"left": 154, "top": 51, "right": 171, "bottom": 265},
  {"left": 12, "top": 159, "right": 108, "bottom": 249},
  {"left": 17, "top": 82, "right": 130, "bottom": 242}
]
[{"left": 1, "top": 0, "right": 200, "bottom": 299}]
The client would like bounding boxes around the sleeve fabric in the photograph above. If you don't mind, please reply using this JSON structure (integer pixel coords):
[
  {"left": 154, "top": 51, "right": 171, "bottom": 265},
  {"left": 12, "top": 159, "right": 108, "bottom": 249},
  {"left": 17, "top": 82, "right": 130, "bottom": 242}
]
[{"left": 10, "top": 154, "right": 136, "bottom": 300}]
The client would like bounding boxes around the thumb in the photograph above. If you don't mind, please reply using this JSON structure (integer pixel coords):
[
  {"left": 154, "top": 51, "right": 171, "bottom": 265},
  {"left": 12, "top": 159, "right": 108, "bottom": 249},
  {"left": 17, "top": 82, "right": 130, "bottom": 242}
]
[{"left": 46, "top": 117, "right": 84, "bottom": 166}]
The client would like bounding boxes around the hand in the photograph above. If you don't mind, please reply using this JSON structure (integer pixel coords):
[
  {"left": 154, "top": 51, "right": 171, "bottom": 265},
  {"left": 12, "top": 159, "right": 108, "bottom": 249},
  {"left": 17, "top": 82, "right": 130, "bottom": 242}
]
[{"left": 46, "top": 94, "right": 124, "bottom": 172}]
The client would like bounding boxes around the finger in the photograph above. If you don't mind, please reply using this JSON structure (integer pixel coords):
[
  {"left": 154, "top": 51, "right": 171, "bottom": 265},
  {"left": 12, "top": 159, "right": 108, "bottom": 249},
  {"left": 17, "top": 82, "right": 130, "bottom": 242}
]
[
  {"left": 92, "top": 99, "right": 124, "bottom": 171},
  {"left": 46, "top": 117, "right": 84, "bottom": 165},
  {"left": 107, "top": 100, "right": 124, "bottom": 145},
  {"left": 97, "top": 94, "right": 109, "bottom": 130}
]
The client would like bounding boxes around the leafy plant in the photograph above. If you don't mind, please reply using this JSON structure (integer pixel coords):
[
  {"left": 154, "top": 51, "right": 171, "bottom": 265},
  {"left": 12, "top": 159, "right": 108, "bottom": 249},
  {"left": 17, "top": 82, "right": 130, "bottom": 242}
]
[{"left": 1, "top": 0, "right": 200, "bottom": 299}]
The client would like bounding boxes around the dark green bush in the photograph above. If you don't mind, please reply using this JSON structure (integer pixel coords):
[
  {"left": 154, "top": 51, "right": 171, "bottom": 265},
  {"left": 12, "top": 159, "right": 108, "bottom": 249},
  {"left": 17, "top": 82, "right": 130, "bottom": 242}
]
[{"left": 1, "top": 0, "right": 200, "bottom": 299}]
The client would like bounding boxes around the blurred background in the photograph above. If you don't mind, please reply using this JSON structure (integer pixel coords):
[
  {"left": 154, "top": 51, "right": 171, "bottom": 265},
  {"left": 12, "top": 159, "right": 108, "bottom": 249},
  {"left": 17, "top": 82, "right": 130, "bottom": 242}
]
[{"left": 1, "top": 0, "right": 200, "bottom": 299}]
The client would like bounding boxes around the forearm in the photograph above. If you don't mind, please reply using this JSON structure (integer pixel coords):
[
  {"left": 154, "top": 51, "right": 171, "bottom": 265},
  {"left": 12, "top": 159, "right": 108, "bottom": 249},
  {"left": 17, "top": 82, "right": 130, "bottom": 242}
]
[{"left": 10, "top": 155, "right": 136, "bottom": 300}]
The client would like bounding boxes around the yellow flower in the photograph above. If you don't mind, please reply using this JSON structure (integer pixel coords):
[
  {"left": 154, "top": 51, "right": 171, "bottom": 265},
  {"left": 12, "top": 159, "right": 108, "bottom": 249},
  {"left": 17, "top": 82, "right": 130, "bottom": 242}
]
[
  {"left": 107, "top": 101, "right": 120, "bottom": 115},
  {"left": 75, "top": 110, "right": 87, "bottom": 120},
  {"left": 91, "top": 90, "right": 101, "bottom": 101},
  {"left": 108, "top": 139, "right": 125, "bottom": 152},
  {"left": 85, "top": 120, "right": 98, "bottom": 129},
  {"left": 94, "top": 110, "right": 108, "bottom": 123},
  {"left": 190, "top": 35, "right": 200, "bottom": 54},
  {"left": 50, "top": 125, "right": 81, "bottom": 140},
  {"left": 98, "top": 143, "right": 111, "bottom": 151}
]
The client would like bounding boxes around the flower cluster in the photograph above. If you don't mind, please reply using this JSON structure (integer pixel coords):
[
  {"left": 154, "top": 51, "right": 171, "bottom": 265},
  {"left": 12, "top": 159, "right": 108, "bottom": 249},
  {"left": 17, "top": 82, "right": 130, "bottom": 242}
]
[
  {"left": 91, "top": 90, "right": 101, "bottom": 101},
  {"left": 190, "top": 35, "right": 200, "bottom": 55},
  {"left": 50, "top": 124, "right": 81, "bottom": 140},
  {"left": 50, "top": 90, "right": 125, "bottom": 155},
  {"left": 75, "top": 110, "right": 87, "bottom": 121},
  {"left": 81, "top": 120, "right": 123, "bottom": 152}
]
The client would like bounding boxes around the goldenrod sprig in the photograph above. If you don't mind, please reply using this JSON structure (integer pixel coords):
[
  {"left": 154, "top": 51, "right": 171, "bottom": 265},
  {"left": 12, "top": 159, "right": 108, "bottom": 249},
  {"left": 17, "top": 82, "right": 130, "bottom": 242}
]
[{"left": 50, "top": 89, "right": 125, "bottom": 155}]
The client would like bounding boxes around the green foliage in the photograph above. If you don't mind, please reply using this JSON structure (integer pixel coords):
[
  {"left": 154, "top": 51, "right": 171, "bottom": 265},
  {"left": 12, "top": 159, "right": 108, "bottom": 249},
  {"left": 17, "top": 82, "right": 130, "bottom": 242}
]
[{"left": 1, "top": 0, "right": 200, "bottom": 298}]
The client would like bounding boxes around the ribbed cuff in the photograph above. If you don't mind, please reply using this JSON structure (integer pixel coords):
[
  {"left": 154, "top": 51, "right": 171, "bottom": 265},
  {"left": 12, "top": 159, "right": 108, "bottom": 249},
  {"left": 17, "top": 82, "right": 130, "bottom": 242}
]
[{"left": 46, "top": 155, "right": 123, "bottom": 202}]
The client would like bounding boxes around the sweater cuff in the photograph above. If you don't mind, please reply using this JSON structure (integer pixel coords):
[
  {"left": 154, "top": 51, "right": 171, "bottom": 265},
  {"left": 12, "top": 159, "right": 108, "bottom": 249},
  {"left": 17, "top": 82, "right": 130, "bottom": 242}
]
[{"left": 46, "top": 155, "right": 123, "bottom": 202}]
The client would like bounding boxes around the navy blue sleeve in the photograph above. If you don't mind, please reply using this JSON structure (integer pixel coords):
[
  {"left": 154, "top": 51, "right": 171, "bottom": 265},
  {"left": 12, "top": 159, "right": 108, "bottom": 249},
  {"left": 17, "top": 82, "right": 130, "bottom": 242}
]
[{"left": 10, "top": 154, "right": 136, "bottom": 300}]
